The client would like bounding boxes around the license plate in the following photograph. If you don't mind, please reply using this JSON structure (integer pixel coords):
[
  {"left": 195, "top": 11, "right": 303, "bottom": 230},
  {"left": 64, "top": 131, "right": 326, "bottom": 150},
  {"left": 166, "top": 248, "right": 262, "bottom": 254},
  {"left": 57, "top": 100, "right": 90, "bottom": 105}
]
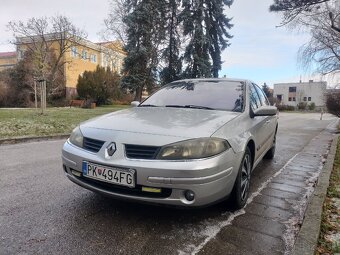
[{"left": 82, "top": 161, "right": 135, "bottom": 188}]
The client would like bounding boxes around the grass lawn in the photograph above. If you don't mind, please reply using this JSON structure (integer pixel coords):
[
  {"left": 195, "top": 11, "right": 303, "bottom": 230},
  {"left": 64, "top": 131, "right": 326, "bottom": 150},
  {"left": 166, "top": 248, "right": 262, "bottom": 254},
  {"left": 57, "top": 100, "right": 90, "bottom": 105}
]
[
  {"left": 0, "top": 105, "right": 129, "bottom": 139},
  {"left": 316, "top": 137, "right": 340, "bottom": 254}
]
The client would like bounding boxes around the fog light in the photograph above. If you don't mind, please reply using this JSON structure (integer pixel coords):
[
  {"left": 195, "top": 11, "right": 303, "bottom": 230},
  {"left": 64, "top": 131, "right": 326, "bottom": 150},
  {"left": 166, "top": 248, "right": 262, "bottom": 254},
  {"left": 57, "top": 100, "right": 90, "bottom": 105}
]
[
  {"left": 71, "top": 169, "right": 82, "bottom": 177},
  {"left": 184, "top": 190, "right": 195, "bottom": 201}
]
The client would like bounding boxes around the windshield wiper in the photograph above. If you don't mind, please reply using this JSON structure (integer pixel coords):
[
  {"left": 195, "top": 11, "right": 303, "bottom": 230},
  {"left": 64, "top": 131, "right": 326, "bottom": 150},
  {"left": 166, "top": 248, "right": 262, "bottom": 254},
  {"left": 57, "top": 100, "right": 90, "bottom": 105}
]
[
  {"left": 165, "top": 105, "right": 215, "bottom": 110},
  {"left": 139, "top": 104, "right": 158, "bottom": 107}
]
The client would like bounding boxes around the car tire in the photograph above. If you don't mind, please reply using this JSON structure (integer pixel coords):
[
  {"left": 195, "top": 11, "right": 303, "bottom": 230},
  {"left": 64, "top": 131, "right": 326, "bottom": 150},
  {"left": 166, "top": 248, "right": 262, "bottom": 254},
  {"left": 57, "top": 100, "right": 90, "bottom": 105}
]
[
  {"left": 230, "top": 147, "right": 252, "bottom": 209},
  {"left": 264, "top": 132, "right": 276, "bottom": 159}
]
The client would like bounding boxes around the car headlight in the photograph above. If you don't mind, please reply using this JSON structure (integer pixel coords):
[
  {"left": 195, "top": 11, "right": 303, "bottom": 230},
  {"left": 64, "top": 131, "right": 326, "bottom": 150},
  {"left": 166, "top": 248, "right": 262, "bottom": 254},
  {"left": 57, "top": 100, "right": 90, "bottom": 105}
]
[
  {"left": 156, "top": 138, "right": 230, "bottom": 160},
  {"left": 69, "top": 126, "right": 83, "bottom": 148}
]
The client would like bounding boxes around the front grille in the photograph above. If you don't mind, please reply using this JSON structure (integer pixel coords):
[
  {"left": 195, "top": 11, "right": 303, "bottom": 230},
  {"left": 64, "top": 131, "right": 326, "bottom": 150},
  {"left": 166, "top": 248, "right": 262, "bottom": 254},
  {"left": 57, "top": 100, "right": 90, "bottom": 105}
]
[
  {"left": 125, "top": 144, "right": 160, "bottom": 159},
  {"left": 83, "top": 137, "right": 105, "bottom": 153}
]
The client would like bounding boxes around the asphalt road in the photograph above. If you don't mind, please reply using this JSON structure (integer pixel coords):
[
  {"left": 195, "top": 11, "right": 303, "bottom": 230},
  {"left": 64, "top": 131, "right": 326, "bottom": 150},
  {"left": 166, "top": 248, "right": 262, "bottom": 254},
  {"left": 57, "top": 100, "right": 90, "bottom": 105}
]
[{"left": 0, "top": 112, "right": 337, "bottom": 255}]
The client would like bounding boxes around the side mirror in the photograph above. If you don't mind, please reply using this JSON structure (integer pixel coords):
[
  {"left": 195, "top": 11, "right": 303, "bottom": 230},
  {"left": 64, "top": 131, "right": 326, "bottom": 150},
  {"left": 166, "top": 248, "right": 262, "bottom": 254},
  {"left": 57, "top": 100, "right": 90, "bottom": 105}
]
[
  {"left": 131, "top": 101, "right": 140, "bottom": 107},
  {"left": 253, "top": 106, "right": 277, "bottom": 117}
]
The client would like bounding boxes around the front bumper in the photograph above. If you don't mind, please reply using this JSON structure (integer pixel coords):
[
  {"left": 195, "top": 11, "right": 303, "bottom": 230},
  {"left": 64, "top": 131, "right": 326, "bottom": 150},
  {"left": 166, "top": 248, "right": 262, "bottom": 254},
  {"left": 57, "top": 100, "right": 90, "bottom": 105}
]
[{"left": 62, "top": 140, "right": 243, "bottom": 207}]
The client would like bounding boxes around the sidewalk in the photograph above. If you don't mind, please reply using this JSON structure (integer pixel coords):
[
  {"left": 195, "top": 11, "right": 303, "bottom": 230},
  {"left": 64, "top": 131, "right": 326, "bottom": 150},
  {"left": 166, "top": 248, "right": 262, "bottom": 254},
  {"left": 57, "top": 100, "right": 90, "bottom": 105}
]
[
  {"left": 197, "top": 120, "right": 339, "bottom": 255},
  {"left": 292, "top": 120, "right": 339, "bottom": 255}
]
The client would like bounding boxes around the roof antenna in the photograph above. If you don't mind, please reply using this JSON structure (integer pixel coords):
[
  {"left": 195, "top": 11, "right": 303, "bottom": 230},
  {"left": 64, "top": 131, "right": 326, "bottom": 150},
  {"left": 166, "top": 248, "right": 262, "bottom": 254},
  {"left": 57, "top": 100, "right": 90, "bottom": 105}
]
[{"left": 299, "top": 75, "right": 302, "bottom": 83}]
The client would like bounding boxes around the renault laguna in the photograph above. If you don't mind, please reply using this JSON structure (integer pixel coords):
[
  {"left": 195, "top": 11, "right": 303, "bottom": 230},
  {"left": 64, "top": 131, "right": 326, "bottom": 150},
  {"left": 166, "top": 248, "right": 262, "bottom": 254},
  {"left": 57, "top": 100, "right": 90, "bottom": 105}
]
[{"left": 62, "top": 78, "right": 278, "bottom": 208}]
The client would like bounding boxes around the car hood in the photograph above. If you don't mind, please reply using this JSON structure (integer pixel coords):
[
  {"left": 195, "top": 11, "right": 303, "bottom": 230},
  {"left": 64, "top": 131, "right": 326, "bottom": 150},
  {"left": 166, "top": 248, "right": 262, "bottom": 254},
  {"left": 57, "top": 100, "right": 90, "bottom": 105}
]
[{"left": 80, "top": 107, "right": 240, "bottom": 139}]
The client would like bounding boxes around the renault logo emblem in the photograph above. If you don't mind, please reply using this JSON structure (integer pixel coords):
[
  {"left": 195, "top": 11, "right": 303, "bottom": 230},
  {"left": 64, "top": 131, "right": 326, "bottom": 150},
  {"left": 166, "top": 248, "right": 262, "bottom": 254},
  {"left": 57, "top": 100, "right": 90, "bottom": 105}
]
[{"left": 106, "top": 142, "right": 116, "bottom": 157}]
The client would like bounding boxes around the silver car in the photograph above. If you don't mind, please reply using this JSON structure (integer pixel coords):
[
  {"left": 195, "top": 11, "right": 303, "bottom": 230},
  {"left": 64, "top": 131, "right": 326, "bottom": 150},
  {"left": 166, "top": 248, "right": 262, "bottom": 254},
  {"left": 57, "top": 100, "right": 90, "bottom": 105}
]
[{"left": 62, "top": 78, "right": 277, "bottom": 208}]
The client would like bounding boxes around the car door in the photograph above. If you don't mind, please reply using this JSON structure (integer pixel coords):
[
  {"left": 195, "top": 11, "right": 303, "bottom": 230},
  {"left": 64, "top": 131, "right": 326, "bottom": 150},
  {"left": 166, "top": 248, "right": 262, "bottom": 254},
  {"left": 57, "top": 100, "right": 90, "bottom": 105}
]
[
  {"left": 253, "top": 83, "right": 276, "bottom": 155},
  {"left": 249, "top": 83, "right": 268, "bottom": 162}
]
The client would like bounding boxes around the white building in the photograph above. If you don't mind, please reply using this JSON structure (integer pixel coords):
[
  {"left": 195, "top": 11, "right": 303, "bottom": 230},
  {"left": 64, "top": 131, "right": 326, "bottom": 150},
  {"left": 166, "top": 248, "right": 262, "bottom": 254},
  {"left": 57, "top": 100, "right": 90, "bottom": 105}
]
[{"left": 273, "top": 80, "right": 326, "bottom": 108}]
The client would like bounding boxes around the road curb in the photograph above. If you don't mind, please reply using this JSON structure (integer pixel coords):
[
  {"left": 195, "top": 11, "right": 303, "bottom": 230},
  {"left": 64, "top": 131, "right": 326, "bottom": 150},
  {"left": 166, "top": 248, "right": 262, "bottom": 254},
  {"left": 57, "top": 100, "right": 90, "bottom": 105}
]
[
  {"left": 0, "top": 134, "right": 70, "bottom": 145},
  {"left": 292, "top": 133, "right": 339, "bottom": 255}
]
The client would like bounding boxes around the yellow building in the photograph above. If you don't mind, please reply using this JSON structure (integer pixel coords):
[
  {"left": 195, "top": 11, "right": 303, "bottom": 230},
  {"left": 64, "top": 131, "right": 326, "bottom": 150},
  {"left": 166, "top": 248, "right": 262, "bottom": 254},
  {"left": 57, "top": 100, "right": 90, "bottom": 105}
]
[
  {"left": 0, "top": 52, "right": 17, "bottom": 71},
  {"left": 14, "top": 33, "right": 126, "bottom": 98}
]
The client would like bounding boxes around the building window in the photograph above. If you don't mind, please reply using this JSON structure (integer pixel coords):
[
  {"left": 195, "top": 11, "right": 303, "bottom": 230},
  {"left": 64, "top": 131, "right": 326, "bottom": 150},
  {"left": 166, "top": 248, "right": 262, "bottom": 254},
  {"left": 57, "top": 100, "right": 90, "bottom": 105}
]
[
  {"left": 71, "top": 46, "right": 77, "bottom": 57},
  {"left": 288, "top": 97, "right": 292, "bottom": 101},
  {"left": 303, "top": 97, "right": 307, "bottom": 101},
  {"left": 293, "top": 97, "right": 296, "bottom": 101},
  {"left": 289, "top": 87, "right": 297, "bottom": 92},
  {"left": 90, "top": 54, "right": 97, "bottom": 63},
  {"left": 104, "top": 55, "right": 109, "bottom": 66},
  {"left": 18, "top": 50, "right": 24, "bottom": 60},
  {"left": 81, "top": 50, "right": 87, "bottom": 60},
  {"left": 308, "top": 97, "right": 311, "bottom": 101}
]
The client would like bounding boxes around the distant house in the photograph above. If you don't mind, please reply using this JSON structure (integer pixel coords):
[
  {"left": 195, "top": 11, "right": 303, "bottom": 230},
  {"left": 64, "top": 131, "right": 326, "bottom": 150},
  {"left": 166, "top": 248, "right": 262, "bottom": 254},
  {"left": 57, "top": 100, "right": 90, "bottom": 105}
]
[
  {"left": 273, "top": 80, "right": 327, "bottom": 108},
  {"left": 0, "top": 33, "right": 126, "bottom": 98},
  {"left": 0, "top": 52, "right": 17, "bottom": 71}
]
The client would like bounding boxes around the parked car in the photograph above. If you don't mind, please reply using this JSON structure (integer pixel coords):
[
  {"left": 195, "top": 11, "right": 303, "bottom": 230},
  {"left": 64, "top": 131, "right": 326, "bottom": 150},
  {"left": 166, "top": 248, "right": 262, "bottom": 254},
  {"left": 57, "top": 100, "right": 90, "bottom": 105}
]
[{"left": 62, "top": 78, "right": 278, "bottom": 208}]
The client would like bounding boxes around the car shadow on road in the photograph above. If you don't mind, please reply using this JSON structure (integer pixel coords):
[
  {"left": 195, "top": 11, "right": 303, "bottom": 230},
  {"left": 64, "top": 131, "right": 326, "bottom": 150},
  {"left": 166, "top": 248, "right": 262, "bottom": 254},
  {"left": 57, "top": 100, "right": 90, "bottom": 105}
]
[{"left": 58, "top": 191, "right": 237, "bottom": 253}]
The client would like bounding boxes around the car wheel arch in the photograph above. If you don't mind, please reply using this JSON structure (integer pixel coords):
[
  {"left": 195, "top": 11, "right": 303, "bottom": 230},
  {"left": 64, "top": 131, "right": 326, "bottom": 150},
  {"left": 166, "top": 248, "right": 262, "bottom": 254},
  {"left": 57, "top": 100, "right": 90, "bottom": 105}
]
[{"left": 246, "top": 139, "right": 255, "bottom": 169}]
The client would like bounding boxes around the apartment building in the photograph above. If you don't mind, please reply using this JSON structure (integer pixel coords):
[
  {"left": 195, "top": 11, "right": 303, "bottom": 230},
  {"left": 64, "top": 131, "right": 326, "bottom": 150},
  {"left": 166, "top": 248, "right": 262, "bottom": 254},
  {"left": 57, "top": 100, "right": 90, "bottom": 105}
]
[
  {"left": 0, "top": 33, "right": 125, "bottom": 98},
  {"left": 0, "top": 52, "right": 17, "bottom": 71},
  {"left": 273, "top": 80, "right": 327, "bottom": 108}
]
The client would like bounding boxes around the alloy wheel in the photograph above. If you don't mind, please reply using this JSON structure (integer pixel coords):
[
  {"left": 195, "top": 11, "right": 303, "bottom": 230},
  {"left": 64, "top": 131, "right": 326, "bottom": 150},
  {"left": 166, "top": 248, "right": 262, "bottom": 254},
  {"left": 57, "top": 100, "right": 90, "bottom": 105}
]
[{"left": 240, "top": 154, "right": 251, "bottom": 201}]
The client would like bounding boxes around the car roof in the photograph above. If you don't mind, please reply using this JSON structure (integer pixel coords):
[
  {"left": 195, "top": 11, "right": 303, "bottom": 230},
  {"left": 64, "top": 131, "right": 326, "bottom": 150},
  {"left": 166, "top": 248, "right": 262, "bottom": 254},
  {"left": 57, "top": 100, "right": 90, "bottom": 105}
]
[{"left": 173, "top": 78, "right": 250, "bottom": 83}]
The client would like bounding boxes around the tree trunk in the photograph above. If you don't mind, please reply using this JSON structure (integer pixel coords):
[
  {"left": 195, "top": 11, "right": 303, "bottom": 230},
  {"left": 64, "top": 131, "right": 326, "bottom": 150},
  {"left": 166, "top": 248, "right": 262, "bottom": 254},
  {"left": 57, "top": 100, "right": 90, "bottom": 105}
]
[{"left": 134, "top": 86, "right": 143, "bottom": 102}]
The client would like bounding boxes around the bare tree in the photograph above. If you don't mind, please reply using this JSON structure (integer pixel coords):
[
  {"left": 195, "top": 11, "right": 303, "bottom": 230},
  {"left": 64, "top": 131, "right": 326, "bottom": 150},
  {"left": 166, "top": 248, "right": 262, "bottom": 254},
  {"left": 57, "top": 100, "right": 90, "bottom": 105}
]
[
  {"left": 296, "top": 4, "right": 340, "bottom": 74},
  {"left": 270, "top": 0, "right": 340, "bottom": 33},
  {"left": 103, "top": 0, "right": 128, "bottom": 44},
  {"left": 8, "top": 15, "right": 87, "bottom": 98},
  {"left": 270, "top": 1, "right": 340, "bottom": 75}
]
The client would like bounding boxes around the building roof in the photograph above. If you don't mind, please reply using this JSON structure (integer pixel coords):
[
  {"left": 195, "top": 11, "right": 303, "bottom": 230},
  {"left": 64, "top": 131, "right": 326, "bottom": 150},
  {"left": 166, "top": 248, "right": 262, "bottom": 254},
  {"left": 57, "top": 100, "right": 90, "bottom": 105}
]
[
  {"left": 0, "top": 52, "right": 16, "bottom": 58},
  {"left": 274, "top": 80, "right": 327, "bottom": 86},
  {"left": 15, "top": 33, "right": 126, "bottom": 55}
]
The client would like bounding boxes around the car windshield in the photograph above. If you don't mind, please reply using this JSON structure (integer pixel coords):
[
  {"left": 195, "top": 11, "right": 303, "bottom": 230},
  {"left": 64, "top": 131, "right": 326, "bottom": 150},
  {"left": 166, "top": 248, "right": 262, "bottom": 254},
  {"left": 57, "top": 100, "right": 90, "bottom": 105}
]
[{"left": 140, "top": 80, "right": 244, "bottom": 112}]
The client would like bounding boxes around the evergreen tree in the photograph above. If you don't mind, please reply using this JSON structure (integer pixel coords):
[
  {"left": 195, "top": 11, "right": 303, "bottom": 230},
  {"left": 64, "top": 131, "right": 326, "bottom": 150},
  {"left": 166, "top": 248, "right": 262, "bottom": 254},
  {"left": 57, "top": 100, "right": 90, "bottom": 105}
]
[
  {"left": 77, "top": 66, "right": 120, "bottom": 105},
  {"left": 121, "top": 0, "right": 167, "bottom": 101},
  {"left": 160, "top": 0, "right": 183, "bottom": 85},
  {"left": 181, "top": 0, "right": 233, "bottom": 78},
  {"left": 262, "top": 83, "right": 272, "bottom": 98},
  {"left": 111, "top": 0, "right": 234, "bottom": 95}
]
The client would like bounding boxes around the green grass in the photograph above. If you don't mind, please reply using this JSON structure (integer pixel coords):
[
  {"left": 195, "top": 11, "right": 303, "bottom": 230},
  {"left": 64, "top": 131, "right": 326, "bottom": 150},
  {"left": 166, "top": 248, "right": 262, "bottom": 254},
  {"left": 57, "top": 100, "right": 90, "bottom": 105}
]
[
  {"left": 316, "top": 137, "right": 340, "bottom": 254},
  {"left": 0, "top": 105, "right": 129, "bottom": 139}
]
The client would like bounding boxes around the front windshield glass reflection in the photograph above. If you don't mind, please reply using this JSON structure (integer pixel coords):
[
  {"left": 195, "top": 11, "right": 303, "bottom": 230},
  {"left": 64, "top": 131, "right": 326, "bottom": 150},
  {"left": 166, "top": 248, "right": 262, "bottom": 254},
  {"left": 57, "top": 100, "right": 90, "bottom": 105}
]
[{"left": 141, "top": 80, "right": 244, "bottom": 112}]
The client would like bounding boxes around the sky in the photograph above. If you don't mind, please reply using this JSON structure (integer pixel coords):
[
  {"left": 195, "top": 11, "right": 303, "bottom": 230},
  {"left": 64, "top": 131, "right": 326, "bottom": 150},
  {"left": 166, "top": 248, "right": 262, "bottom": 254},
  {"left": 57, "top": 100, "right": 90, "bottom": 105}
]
[{"left": 0, "top": 0, "right": 338, "bottom": 87}]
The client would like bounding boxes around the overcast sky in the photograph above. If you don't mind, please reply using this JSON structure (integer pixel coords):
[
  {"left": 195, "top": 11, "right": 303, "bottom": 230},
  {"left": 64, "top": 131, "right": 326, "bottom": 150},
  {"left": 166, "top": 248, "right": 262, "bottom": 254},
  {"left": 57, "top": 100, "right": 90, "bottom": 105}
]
[{"left": 0, "top": 0, "right": 338, "bottom": 87}]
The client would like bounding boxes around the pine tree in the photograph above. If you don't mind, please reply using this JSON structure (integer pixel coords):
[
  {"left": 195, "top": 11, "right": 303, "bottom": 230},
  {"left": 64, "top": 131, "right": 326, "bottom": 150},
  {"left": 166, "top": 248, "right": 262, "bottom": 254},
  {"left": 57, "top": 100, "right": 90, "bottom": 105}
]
[
  {"left": 159, "top": 0, "right": 183, "bottom": 85},
  {"left": 181, "top": 0, "right": 233, "bottom": 78},
  {"left": 121, "top": 0, "right": 167, "bottom": 101},
  {"left": 115, "top": 0, "right": 233, "bottom": 94}
]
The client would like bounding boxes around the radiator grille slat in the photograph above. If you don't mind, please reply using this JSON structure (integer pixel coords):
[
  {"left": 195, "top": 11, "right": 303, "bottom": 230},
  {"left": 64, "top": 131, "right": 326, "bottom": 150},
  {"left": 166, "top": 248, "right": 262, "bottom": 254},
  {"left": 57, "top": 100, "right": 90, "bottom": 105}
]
[
  {"left": 125, "top": 144, "right": 160, "bottom": 159},
  {"left": 83, "top": 137, "right": 105, "bottom": 153}
]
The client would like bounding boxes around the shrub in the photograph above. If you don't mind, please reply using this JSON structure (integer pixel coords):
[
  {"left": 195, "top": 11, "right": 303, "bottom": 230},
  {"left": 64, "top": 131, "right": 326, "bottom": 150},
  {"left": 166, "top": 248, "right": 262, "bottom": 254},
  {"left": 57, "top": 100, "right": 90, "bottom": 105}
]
[
  {"left": 308, "top": 102, "right": 316, "bottom": 111},
  {"left": 0, "top": 80, "right": 9, "bottom": 107},
  {"left": 326, "top": 92, "right": 340, "bottom": 118},
  {"left": 77, "top": 66, "right": 121, "bottom": 106},
  {"left": 0, "top": 69, "right": 33, "bottom": 107},
  {"left": 297, "top": 102, "right": 307, "bottom": 110},
  {"left": 277, "top": 105, "right": 295, "bottom": 111}
]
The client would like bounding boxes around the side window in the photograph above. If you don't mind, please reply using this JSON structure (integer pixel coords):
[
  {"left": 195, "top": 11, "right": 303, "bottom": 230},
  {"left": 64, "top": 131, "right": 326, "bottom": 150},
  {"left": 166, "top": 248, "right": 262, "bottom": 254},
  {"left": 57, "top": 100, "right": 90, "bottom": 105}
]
[
  {"left": 249, "top": 84, "right": 261, "bottom": 110},
  {"left": 254, "top": 84, "right": 269, "bottom": 106}
]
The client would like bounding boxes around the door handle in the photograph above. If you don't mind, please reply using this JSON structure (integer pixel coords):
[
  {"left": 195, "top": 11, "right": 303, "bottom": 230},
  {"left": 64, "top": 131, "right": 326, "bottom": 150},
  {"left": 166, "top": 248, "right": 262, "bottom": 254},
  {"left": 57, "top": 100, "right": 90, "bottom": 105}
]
[{"left": 265, "top": 120, "right": 271, "bottom": 124}]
